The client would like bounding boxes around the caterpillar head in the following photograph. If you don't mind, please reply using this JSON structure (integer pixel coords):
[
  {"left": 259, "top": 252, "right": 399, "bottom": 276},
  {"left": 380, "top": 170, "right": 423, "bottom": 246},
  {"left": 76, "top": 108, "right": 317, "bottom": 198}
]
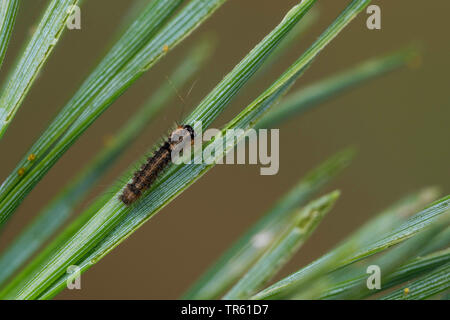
[{"left": 169, "top": 124, "right": 195, "bottom": 147}]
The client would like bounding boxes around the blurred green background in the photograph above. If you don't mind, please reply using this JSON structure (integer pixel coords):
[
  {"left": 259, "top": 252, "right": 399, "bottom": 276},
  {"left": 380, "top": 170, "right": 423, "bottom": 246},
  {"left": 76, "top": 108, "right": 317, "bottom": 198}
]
[{"left": 0, "top": 0, "right": 448, "bottom": 299}]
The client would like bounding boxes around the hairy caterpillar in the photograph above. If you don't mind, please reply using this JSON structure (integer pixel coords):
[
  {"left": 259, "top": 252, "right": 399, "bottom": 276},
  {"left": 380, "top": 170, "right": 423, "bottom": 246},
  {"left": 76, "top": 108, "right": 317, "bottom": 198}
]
[{"left": 119, "top": 125, "right": 195, "bottom": 205}]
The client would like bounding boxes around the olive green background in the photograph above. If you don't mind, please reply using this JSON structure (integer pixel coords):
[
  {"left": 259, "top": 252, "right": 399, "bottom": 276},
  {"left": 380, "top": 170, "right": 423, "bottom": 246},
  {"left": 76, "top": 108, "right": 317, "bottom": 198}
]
[{"left": 0, "top": 0, "right": 448, "bottom": 299}]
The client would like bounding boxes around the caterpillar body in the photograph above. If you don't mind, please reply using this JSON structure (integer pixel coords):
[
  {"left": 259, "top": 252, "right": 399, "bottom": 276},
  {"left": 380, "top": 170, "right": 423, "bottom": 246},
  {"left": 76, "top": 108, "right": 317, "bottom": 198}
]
[{"left": 119, "top": 124, "right": 195, "bottom": 206}]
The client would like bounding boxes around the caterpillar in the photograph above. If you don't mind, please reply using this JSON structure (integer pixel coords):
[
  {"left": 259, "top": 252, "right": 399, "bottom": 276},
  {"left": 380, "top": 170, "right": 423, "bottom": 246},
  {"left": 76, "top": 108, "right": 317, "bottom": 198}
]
[{"left": 119, "top": 124, "right": 195, "bottom": 206}]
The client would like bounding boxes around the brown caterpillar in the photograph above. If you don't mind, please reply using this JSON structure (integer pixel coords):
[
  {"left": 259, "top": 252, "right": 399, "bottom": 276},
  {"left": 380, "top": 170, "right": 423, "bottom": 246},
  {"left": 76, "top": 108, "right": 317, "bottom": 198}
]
[{"left": 119, "top": 124, "right": 195, "bottom": 206}]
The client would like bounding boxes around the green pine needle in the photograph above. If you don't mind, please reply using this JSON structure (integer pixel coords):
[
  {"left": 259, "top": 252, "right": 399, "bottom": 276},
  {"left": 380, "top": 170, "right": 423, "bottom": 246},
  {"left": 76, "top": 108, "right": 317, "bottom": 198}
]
[
  {"left": 0, "top": 0, "right": 18, "bottom": 70},
  {"left": 0, "top": 0, "right": 78, "bottom": 138},
  {"left": 223, "top": 191, "right": 340, "bottom": 300}
]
